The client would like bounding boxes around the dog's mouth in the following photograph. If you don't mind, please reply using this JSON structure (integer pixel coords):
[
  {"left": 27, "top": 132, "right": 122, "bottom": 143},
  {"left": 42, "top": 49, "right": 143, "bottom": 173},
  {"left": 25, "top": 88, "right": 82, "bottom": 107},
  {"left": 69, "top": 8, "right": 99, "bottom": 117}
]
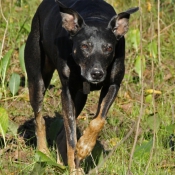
[
  {"left": 82, "top": 74, "right": 105, "bottom": 84},
  {"left": 81, "top": 73, "right": 105, "bottom": 94},
  {"left": 90, "top": 79, "right": 104, "bottom": 84}
]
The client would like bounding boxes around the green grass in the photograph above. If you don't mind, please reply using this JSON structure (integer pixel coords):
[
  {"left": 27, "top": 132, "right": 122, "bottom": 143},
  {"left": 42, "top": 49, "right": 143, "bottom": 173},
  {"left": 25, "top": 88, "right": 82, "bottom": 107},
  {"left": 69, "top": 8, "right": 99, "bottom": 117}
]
[{"left": 0, "top": 0, "right": 175, "bottom": 174}]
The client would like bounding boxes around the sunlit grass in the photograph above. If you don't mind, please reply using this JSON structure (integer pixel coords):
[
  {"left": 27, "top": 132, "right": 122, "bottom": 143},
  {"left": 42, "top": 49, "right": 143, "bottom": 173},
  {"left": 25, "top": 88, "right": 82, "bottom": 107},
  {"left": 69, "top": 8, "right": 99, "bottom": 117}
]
[{"left": 0, "top": 0, "right": 175, "bottom": 174}]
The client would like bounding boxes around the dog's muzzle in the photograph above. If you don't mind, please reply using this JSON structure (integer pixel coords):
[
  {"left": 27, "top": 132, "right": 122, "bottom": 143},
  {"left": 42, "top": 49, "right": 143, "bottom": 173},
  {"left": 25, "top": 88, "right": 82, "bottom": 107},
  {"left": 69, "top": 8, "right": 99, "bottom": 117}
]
[{"left": 81, "top": 66, "right": 106, "bottom": 84}]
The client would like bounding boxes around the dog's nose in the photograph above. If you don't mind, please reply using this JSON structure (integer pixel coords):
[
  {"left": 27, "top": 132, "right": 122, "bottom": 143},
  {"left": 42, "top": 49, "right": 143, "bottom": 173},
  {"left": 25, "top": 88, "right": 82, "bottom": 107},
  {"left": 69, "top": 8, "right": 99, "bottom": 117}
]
[{"left": 91, "top": 68, "right": 104, "bottom": 80}]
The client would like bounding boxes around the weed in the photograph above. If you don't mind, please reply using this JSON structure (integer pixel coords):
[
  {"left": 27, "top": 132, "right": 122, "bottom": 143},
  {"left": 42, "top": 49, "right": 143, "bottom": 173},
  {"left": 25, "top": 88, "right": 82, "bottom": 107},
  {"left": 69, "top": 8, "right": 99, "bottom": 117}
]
[{"left": 0, "top": 0, "right": 175, "bottom": 174}]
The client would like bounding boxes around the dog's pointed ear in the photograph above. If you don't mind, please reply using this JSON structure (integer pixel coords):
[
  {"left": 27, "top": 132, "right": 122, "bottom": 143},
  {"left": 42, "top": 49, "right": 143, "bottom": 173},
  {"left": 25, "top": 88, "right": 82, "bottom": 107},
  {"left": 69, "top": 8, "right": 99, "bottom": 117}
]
[
  {"left": 108, "top": 7, "right": 139, "bottom": 39},
  {"left": 55, "top": 0, "right": 85, "bottom": 36}
]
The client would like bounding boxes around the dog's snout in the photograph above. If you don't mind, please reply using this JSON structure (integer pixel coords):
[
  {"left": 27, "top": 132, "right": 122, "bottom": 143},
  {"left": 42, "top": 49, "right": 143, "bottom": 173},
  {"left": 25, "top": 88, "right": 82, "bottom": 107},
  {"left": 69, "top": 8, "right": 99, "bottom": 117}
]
[{"left": 91, "top": 68, "right": 104, "bottom": 80}]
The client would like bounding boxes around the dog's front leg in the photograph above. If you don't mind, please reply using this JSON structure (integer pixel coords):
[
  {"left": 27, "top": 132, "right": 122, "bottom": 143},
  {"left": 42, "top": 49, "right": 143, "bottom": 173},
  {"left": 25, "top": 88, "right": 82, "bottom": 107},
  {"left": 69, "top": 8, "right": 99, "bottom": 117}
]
[
  {"left": 61, "top": 86, "right": 82, "bottom": 174},
  {"left": 75, "top": 84, "right": 120, "bottom": 164}
]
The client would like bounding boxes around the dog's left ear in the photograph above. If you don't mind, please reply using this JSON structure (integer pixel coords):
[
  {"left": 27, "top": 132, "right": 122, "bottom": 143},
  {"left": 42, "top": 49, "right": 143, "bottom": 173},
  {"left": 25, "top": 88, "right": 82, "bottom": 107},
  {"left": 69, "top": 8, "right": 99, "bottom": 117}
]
[
  {"left": 108, "top": 7, "right": 139, "bottom": 39},
  {"left": 56, "top": 0, "right": 85, "bottom": 36}
]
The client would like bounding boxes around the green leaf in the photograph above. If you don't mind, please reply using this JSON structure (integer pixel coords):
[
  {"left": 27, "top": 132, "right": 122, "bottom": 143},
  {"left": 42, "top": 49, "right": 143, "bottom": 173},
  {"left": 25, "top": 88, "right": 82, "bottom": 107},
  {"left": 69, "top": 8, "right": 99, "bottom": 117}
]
[
  {"left": 19, "top": 44, "right": 26, "bottom": 73},
  {"left": 19, "top": 44, "right": 28, "bottom": 87},
  {"left": 145, "top": 94, "right": 153, "bottom": 103},
  {"left": 148, "top": 40, "right": 157, "bottom": 58},
  {"left": 134, "top": 139, "right": 153, "bottom": 158},
  {"left": 36, "top": 151, "right": 66, "bottom": 172},
  {"left": 0, "top": 88, "right": 2, "bottom": 99},
  {"left": 165, "top": 124, "right": 175, "bottom": 134},
  {"left": 146, "top": 115, "right": 161, "bottom": 132},
  {"left": 0, "top": 50, "right": 13, "bottom": 88},
  {"left": 127, "top": 29, "right": 140, "bottom": 51},
  {"left": 36, "top": 151, "right": 57, "bottom": 166},
  {"left": 0, "top": 107, "right": 9, "bottom": 147},
  {"left": 9, "top": 73, "right": 21, "bottom": 96},
  {"left": 24, "top": 23, "right": 31, "bottom": 33},
  {"left": 134, "top": 55, "right": 145, "bottom": 79}
]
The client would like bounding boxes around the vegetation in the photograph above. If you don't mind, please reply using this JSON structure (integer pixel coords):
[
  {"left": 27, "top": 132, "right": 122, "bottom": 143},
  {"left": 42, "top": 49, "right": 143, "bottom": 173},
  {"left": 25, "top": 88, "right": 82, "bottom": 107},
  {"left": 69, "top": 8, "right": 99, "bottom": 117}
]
[{"left": 0, "top": 0, "right": 175, "bottom": 174}]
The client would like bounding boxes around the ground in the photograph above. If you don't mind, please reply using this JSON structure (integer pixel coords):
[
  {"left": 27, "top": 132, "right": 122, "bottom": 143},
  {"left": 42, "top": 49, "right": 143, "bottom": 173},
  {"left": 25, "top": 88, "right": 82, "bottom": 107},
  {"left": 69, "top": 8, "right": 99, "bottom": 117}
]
[{"left": 0, "top": 0, "right": 175, "bottom": 174}]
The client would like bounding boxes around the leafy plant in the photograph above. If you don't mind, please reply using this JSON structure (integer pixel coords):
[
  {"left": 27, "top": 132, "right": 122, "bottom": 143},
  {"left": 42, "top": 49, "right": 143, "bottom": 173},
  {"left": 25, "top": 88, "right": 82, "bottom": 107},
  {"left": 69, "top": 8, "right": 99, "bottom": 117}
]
[
  {"left": 32, "top": 151, "right": 66, "bottom": 174},
  {"left": 0, "top": 0, "right": 175, "bottom": 174},
  {"left": 0, "top": 107, "right": 9, "bottom": 147},
  {"left": 19, "top": 44, "right": 27, "bottom": 87},
  {"left": 134, "top": 55, "right": 145, "bottom": 79},
  {"left": 146, "top": 115, "right": 161, "bottom": 133},
  {"left": 148, "top": 40, "right": 157, "bottom": 60},
  {"left": 127, "top": 29, "right": 140, "bottom": 51},
  {"left": 0, "top": 50, "right": 13, "bottom": 95},
  {"left": 9, "top": 73, "right": 21, "bottom": 96},
  {"left": 134, "top": 139, "right": 153, "bottom": 159}
]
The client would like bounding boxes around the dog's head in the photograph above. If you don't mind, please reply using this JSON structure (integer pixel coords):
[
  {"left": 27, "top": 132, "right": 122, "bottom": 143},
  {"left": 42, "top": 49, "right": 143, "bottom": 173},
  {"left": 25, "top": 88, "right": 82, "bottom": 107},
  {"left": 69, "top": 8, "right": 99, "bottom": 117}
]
[{"left": 56, "top": 1, "right": 138, "bottom": 84}]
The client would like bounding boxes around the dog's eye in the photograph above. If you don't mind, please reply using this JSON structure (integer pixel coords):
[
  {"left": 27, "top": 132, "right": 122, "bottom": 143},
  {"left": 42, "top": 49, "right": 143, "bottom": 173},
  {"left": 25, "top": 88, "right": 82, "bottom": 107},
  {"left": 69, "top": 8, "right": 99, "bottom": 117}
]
[
  {"left": 81, "top": 44, "right": 88, "bottom": 50},
  {"left": 103, "top": 46, "right": 113, "bottom": 53},
  {"left": 106, "top": 46, "right": 113, "bottom": 52}
]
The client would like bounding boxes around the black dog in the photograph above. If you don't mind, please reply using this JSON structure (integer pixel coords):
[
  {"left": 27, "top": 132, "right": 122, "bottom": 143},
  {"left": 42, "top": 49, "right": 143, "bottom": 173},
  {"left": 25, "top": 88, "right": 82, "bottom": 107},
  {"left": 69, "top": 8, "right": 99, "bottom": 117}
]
[{"left": 25, "top": 0, "right": 138, "bottom": 174}]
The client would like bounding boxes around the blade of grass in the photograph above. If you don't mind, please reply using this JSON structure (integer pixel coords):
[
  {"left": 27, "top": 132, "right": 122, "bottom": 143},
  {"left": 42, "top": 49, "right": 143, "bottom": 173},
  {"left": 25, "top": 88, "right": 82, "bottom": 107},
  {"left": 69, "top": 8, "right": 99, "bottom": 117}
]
[{"left": 0, "top": 0, "right": 8, "bottom": 61}]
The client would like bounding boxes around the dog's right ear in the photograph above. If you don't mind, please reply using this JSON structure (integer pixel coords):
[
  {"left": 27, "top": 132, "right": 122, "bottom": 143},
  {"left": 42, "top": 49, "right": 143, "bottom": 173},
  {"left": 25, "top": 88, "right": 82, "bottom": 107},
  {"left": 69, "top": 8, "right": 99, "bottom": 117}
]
[
  {"left": 55, "top": 0, "right": 85, "bottom": 36},
  {"left": 108, "top": 7, "right": 139, "bottom": 40}
]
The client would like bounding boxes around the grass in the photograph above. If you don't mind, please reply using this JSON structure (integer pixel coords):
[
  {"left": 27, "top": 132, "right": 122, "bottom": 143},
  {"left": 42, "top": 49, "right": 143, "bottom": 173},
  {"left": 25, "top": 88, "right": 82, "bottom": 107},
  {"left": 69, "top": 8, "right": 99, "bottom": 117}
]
[{"left": 0, "top": 0, "right": 175, "bottom": 174}]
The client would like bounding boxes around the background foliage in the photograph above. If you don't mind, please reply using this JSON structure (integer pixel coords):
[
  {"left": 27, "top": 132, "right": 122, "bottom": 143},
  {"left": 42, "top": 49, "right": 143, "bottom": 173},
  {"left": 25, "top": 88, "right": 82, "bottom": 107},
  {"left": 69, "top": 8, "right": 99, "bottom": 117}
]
[{"left": 0, "top": 0, "right": 175, "bottom": 174}]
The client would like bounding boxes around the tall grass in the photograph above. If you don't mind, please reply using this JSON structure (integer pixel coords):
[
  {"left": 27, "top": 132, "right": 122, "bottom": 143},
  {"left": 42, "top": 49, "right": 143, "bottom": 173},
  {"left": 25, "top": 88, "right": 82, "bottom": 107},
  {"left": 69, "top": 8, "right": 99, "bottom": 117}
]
[{"left": 0, "top": 0, "right": 175, "bottom": 174}]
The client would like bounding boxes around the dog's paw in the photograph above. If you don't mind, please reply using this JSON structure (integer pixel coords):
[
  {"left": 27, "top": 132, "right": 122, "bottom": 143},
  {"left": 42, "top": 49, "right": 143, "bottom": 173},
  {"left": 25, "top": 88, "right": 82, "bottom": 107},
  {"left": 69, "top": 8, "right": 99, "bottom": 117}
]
[{"left": 70, "top": 168, "right": 84, "bottom": 175}]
